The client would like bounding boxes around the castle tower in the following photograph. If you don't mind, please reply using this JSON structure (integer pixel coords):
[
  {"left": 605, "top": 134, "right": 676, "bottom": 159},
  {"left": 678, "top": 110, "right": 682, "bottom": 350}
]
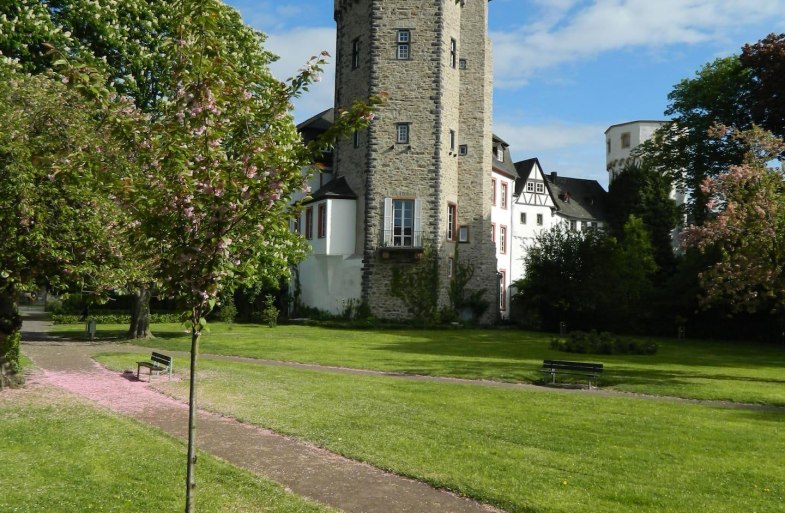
[{"left": 333, "top": 0, "right": 498, "bottom": 322}]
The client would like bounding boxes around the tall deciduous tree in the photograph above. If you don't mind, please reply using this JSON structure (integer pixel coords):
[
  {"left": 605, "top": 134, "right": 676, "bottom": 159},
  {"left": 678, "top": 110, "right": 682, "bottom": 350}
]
[
  {"left": 741, "top": 33, "right": 785, "bottom": 142},
  {"left": 98, "top": 1, "right": 380, "bottom": 508},
  {"left": 0, "top": 64, "right": 130, "bottom": 383},
  {"left": 607, "top": 163, "right": 680, "bottom": 273},
  {"left": 636, "top": 56, "right": 752, "bottom": 224}
]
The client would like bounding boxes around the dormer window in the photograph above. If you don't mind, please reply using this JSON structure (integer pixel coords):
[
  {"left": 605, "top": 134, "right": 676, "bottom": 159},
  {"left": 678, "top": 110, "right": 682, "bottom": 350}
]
[
  {"left": 526, "top": 181, "right": 534, "bottom": 193},
  {"left": 496, "top": 146, "right": 504, "bottom": 162},
  {"left": 536, "top": 183, "right": 544, "bottom": 194}
]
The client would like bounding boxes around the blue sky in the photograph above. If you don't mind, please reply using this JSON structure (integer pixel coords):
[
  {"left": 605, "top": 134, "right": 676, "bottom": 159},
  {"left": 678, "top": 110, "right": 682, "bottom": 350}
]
[{"left": 225, "top": 0, "right": 785, "bottom": 187}]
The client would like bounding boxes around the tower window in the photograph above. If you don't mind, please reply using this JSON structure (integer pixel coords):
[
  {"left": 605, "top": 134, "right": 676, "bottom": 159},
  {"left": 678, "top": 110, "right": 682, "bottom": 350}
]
[
  {"left": 396, "top": 123, "right": 410, "bottom": 144},
  {"left": 352, "top": 38, "right": 360, "bottom": 70},
  {"left": 450, "top": 38, "right": 457, "bottom": 68},
  {"left": 317, "top": 203, "right": 327, "bottom": 238},
  {"left": 353, "top": 130, "right": 359, "bottom": 148},
  {"left": 449, "top": 130, "right": 456, "bottom": 152},
  {"left": 459, "top": 144, "right": 468, "bottom": 156},
  {"left": 621, "top": 132, "right": 631, "bottom": 149},
  {"left": 397, "top": 30, "right": 410, "bottom": 60},
  {"left": 447, "top": 204, "right": 457, "bottom": 241}
]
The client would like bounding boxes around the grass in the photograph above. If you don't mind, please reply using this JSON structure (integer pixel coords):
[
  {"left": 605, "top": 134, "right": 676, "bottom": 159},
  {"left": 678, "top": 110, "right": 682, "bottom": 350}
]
[
  {"left": 0, "top": 385, "right": 334, "bottom": 513},
  {"left": 96, "top": 352, "right": 785, "bottom": 513},
  {"left": 54, "top": 322, "right": 785, "bottom": 405}
]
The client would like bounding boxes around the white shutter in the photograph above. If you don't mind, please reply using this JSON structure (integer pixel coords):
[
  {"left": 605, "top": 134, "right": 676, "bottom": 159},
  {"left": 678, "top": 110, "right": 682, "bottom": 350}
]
[
  {"left": 383, "top": 197, "right": 393, "bottom": 246},
  {"left": 413, "top": 198, "right": 422, "bottom": 246}
]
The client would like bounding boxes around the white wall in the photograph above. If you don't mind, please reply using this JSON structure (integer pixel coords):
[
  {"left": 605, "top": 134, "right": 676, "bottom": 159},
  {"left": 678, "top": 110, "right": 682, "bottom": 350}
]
[
  {"left": 605, "top": 121, "right": 665, "bottom": 180},
  {"left": 490, "top": 171, "right": 513, "bottom": 318},
  {"left": 297, "top": 254, "right": 363, "bottom": 315}
]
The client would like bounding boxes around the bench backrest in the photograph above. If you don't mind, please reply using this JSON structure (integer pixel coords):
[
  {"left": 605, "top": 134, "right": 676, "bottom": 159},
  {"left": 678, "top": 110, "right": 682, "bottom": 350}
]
[
  {"left": 151, "top": 352, "right": 172, "bottom": 367},
  {"left": 543, "top": 359, "right": 603, "bottom": 372}
]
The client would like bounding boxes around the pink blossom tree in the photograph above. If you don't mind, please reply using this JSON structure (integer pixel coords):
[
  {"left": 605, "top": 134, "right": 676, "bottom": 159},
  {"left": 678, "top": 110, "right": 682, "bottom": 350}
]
[
  {"left": 101, "top": 1, "right": 381, "bottom": 510},
  {"left": 683, "top": 125, "right": 785, "bottom": 322}
]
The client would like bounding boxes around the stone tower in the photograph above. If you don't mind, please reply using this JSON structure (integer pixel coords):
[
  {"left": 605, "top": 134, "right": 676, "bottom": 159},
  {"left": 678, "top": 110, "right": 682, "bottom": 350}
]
[{"left": 333, "top": 0, "right": 497, "bottom": 322}]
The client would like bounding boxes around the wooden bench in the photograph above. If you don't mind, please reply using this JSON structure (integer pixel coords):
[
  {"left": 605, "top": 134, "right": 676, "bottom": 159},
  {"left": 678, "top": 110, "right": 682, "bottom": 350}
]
[
  {"left": 136, "top": 352, "right": 173, "bottom": 382},
  {"left": 541, "top": 359, "right": 603, "bottom": 388}
]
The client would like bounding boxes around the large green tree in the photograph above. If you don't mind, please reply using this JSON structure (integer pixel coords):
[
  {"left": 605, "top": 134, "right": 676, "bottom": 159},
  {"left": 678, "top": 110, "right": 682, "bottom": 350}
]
[
  {"left": 0, "top": 65, "right": 130, "bottom": 384},
  {"left": 607, "top": 163, "right": 680, "bottom": 273},
  {"left": 1, "top": 0, "right": 288, "bottom": 338},
  {"left": 636, "top": 56, "right": 751, "bottom": 224},
  {"left": 741, "top": 33, "right": 785, "bottom": 142}
]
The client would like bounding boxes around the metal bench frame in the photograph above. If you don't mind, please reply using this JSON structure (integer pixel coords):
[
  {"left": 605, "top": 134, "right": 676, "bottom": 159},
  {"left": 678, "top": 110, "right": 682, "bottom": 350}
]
[
  {"left": 136, "top": 352, "right": 173, "bottom": 382},
  {"left": 541, "top": 359, "right": 603, "bottom": 388}
]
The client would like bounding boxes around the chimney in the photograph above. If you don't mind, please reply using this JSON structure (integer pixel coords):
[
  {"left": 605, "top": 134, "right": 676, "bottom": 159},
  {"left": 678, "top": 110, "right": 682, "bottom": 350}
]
[{"left": 550, "top": 171, "right": 557, "bottom": 182}]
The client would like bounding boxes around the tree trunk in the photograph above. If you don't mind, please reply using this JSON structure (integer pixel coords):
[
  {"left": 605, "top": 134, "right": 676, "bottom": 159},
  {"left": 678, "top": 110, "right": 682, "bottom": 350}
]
[
  {"left": 185, "top": 325, "right": 200, "bottom": 513},
  {"left": 127, "top": 285, "right": 153, "bottom": 339}
]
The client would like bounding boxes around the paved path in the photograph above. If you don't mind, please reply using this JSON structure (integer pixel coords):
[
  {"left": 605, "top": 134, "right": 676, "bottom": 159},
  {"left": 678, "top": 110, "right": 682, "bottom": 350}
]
[{"left": 20, "top": 307, "right": 501, "bottom": 513}]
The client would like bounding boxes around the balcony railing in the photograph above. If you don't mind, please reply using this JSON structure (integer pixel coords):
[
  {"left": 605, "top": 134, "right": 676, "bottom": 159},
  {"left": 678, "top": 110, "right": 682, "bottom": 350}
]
[{"left": 379, "top": 229, "right": 424, "bottom": 249}]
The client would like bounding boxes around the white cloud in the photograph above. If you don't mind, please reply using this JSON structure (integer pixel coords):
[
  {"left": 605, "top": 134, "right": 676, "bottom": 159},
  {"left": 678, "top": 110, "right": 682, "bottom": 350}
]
[
  {"left": 265, "top": 27, "right": 337, "bottom": 123},
  {"left": 494, "top": 120, "right": 609, "bottom": 185},
  {"left": 492, "top": 0, "right": 785, "bottom": 88}
]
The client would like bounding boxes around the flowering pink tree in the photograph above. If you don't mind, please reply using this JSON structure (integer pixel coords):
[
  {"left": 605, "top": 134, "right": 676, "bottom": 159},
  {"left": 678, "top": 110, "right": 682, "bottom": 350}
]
[
  {"left": 106, "top": 1, "right": 381, "bottom": 510},
  {"left": 683, "top": 126, "right": 785, "bottom": 319}
]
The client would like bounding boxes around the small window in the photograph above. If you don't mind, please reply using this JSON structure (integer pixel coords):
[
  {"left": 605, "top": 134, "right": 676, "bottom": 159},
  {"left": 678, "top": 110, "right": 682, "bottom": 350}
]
[
  {"left": 607, "top": 139, "right": 611, "bottom": 154},
  {"left": 499, "top": 226, "right": 507, "bottom": 254},
  {"left": 353, "top": 131, "right": 359, "bottom": 148},
  {"left": 491, "top": 222, "right": 496, "bottom": 243},
  {"left": 496, "top": 146, "right": 504, "bottom": 162},
  {"left": 351, "top": 38, "right": 360, "bottom": 69},
  {"left": 293, "top": 215, "right": 301, "bottom": 234},
  {"left": 447, "top": 204, "right": 457, "bottom": 241},
  {"left": 396, "top": 123, "right": 410, "bottom": 144},
  {"left": 570, "top": 220, "right": 577, "bottom": 231},
  {"left": 449, "top": 130, "right": 456, "bottom": 152},
  {"left": 500, "top": 182, "right": 508, "bottom": 209},
  {"left": 396, "top": 30, "right": 410, "bottom": 60},
  {"left": 459, "top": 58, "right": 467, "bottom": 69},
  {"left": 581, "top": 221, "right": 587, "bottom": 231},
  {"left": 526, "top": 182, "right": 534, "bottom": 193},
  {"left": 305, "top": 207, "right": 314, "bottom": 239},
  {"left": 535, "top": 183, "right": 544, "bottom": 194},
  {"left": 520, "top": 213, "right": 527, "bottom": 224},
  {"left": 458, "top": 144, "right": 468, "bottom": 156},
  {"left": 536, "top": 213, "right": 543, "bottom": 226},
  {"left": 450, "top": 38, "right": 457, "bottom": 68},
  {"left": 491, "top": 178, "right": 497, "bottom": 205},
  {"left": 317, "top": 203, "right": 327, "bottom": 238},
  {"left": 458, "top": 225, "right": 469, "bottom": 242},
  {"left": 447, "top": 257, "right": 454, "bottom": 278},
  {"left": 621, "top": 132, "right": 631, "bottom": 149}
]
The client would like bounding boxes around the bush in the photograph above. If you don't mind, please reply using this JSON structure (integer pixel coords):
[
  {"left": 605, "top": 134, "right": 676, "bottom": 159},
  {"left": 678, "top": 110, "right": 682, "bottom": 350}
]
[
  {"left": 51, "top": 311, "right": 182, "bottom": 325},
  {"left": 550, "top": 330, "right": 658, "bottom": 355},
  {"left": 252, "top": 295, "right": 279, "bottom": 328},
  {"left": 219, "top": 297, "right": 238, "bottom": 325}
]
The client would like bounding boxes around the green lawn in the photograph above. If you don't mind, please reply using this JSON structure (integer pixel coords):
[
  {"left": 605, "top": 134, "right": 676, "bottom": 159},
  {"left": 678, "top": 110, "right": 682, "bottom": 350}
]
[
  {"left": 97, "top": 352, "right": 785, "bottom": 513},
  {"left": 55, "top": 322, "right": 785, "bottom": 405},
  {"left": 0, "top": 385, "right": 334, "bottom": 513}
]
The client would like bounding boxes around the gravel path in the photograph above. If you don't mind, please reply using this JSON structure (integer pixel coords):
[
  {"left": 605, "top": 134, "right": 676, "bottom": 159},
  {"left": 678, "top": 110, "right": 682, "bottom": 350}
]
[{"left": 19, "top": 307, "right": 502, "bottom": 513}]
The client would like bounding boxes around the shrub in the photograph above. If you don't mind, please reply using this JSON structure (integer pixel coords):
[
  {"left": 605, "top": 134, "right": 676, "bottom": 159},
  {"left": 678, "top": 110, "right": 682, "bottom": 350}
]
[
  {"left": 51, "top": 312, "right": 182, "bottom": 325},
  {"left": 253, "top": 295, "right": 279, "bottom": 328},
  {"left": 219, "top": 297, "right": 238, "bottom": 325},
  {"left": 550, "top": 330, "right": 658, "bottom": 355}
]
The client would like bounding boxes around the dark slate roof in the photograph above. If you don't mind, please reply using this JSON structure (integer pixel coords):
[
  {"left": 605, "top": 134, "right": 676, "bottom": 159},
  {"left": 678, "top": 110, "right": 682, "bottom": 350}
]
[
  {"left": 513, "top": 158, "right": 541, "bottom": 196},
  {"left": 297, "top": 108, "right": 335, "bottom": 143},
  {"left": 492, "top": 134, "right": 517, "bottom": 177},
  {"left": 304, "top": 176, "right": 357, "bottom": 205},
  {"left": 546, "top": 175, "right": 607, "bottom": 221}
]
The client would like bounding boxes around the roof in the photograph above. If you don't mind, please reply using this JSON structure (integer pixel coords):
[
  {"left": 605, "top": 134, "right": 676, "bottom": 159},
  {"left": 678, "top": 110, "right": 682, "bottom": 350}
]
[
  {"left": 513, "top": 158, "right": 541, "bottom": 195},
  {"left": 546, "top": 175, "right": 607, "bottom": 221},
  {"left": 297, "top": 108, "right": 335, "bottom": 132},
  {"left": 492, "top": 133, "right": 517, "bottom": 177},
  {"left": 304, "top": 176, "right": 357, "bottom": 205},
  {"left": 604, "top": 120, "right": 668, "bottom": 134}
]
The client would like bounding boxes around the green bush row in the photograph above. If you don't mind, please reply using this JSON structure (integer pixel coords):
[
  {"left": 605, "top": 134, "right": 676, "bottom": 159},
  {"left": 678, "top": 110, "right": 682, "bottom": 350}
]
[
  {"left": 550, "top": 330, "right": 658, "bottom": 355},
  {"left": 51, "top": 312, "right": 183, "bottom": 325}
]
